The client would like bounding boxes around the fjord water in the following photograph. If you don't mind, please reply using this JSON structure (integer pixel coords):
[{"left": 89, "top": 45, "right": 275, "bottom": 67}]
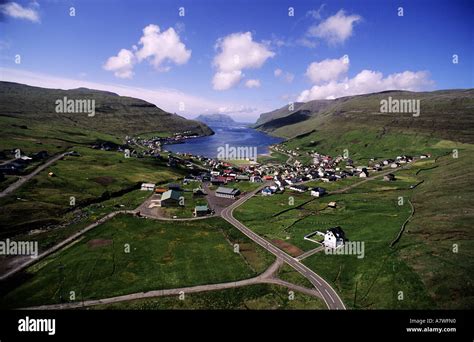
[{"left": 163, "top": 124, "right": 284, "bottom": 158}]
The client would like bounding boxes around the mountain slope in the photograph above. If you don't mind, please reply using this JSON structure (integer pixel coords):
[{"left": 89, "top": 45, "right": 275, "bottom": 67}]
[
  {"left": 195, "top": 113, "right": 235, "bottom": 126},
  {"left": 0, "top": 82, "right": 213, "bottom": 137},
  {"left": 256, "top": 89, "right": 474, "bottom": 144}
]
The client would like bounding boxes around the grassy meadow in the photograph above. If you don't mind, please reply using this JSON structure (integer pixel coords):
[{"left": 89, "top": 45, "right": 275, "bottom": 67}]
[{"left": 0, "top": 215, "right": 274, "bottom": 308}]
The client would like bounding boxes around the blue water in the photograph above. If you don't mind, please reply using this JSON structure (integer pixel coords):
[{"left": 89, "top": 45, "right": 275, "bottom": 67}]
[{"left": 163, "top": 124, "right": 284, "bottom": 158}]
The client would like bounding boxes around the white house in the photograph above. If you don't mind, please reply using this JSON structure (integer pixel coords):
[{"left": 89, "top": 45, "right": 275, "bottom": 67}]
[
  {"left": 323, "top": 226, "right": 346, "bottom": 249},
  {"left": 141, "top": 183, "right": 156, "bottom": 191},
  {"left": 311, "top": 187, "right": 326, "bottom": 197}
]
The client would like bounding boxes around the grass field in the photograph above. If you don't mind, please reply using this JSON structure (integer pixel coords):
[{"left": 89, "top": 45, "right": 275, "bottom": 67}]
[
  {"left": 234, "top": 148, "right": 474, "bottom": 309},
  {"left": 277, "top": 264, "right": 314, "bottom": 288},
  {"left": 282, "top": 126, "right": 453, "bottom": 165},
  {"left": 257, "top": 150, "right": 289, "bottom": 164},
  {"left": 0, "top": 146, "right": 186, "bottom": 237},
  {"left": 0, "top": 215, "right": 275, "bottom": 308},
  {"left": 90, "top": 284, "right": 326, "bottom": 310}
]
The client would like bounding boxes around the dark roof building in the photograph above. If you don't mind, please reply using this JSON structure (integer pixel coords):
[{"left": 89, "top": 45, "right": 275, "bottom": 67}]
[{"left": 215, "top": 186, "right": 240, "bottom": 198}]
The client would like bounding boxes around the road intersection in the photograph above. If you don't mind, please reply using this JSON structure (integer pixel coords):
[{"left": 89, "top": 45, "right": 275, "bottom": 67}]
[{"left": 221, "top": 184, "right": 346, "bottom": 310}]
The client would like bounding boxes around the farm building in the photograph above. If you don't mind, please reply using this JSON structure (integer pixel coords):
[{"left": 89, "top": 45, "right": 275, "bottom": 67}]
[
  {"left": 311, "top": 187, "right": 326, "bottom": 197},
  {"left": 215, "top": 187, "right": 240, "bottom": 199},
  {"left": 193, "top": 205, "right": 210, "bottom": 217},
  {"left": 160, "top": 190, "right": 183, "bottom": 207},
  {"left": 141, "top": 183, "right": 156, "bottom": 191},
  {"left": 384, "top": 173, "right": 396, "bottom": 181},
  {"left": 324, "top": 226, "right": 346, "bottom": 249},
  {"left": 289, "top": 184, "right": 308, "bottom": 193}
]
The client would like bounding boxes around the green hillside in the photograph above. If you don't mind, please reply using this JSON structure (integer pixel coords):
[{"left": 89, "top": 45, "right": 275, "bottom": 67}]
[
  {"left": 256, "top": 90, "right": 474, "bottom": 144},
  {"left": 0, "top": 81, "right": 213, "bottom": 138}
]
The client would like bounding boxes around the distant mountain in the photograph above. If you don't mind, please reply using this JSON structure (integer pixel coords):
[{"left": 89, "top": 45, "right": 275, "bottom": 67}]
[
  {"left": 255, "top": 89, "right": 474, "bottom": 143},
  {"left": 0, "top": 82, "right": 213, "bottom": 137},
  {"left": 195, "top": 113, "right": 236, "bottom": 126},
  {"left": 254, "top": 102, "right": 304, "bottom": 127}
]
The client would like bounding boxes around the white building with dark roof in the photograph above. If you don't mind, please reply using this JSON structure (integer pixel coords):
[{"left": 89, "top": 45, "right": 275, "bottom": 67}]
[
  {"left": 215, "top": 187, "right": 240, "bottom": 199},
  {"left": 324, "top": 226, "right": 346, "bottom": 249}
]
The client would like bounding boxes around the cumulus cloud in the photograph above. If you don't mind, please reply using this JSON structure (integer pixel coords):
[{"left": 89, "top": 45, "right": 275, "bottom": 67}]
[
  {"left": 274, "top": 68, "right": 294, "bottom": 83},
  {"left": 245, "top": 79, "right": 261, "bottom": 88},
  {"left": 103, "top": 49, "right": 135, "bottom": 79},
  {"left": 212, "top": 32, "right": 275, "bottom": 90},
  {"left": 302, "top": 9, "right": 361, "bottom": 47},
  {"left": 135, "top": 24, "right": 191, "bottom": 71},
  {"left": 0, "top": 1, "right": 40, "bottom": 23},
  {"left": 309, "top": 10, "right": 361, "bottom": 44},
  {"left": 212, "top": 70, "right": 243, "bottom": 91},
  {"left": 103, "top": 24, "right": 191, "bottom": 78},
  {"left": 305, "top": 56, "right": 349, "bottom": 84},
  {"left": 297, "top": 69, "right": 434, "bottom": 102}
]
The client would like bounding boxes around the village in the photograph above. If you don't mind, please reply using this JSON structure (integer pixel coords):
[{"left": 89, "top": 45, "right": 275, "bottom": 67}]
[
  {"left": 126, "top": 137, "right": 431, "bottom": 252},
  {"left": 0, "top": 127, "right": 432, "bottom": 256}
]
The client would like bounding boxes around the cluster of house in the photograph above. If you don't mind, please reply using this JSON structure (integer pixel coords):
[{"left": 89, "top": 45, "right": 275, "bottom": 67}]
[
  {"left": 271, "top": 145, "right": 301, "bottom": 159},
  {"left": 140, "top": 181, "right": 213, "bottom": 217},
  {"left": 0, "top": 150, "right": 50, "bottom": 177}
]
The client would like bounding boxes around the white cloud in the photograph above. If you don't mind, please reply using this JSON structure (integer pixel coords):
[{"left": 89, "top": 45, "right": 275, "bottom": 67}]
[
  {"left": 212, "top": 71, "right": 243, "bottom": 91},
  {"left": 309, "top": 10, "right": 361, "bottom": 44},
  {"left": 303, "top": 10, "right": 361, "bottom": 47},
  {"left": 274, "top": 68, "right": 294, "bottom": 83},
  {"left": 245, "top": 79, "right": 261, "bottom": 88},
  {"left": 212, "top": 32, "right": 274, "bottom": 90},
  {"left": 103, "top": 24, "right": 191, "bottom": 78},
  {"left": 297, "top": 69, "right": 434, "bottom": 102},
  {"left": 0, "top": 1, "right": 40, "bottom": 23},
  {"left": 103, "top": 49, "right": 135, "bottom": 79},
  {"left": 0, "top": 67, "right": 267, "bottom": 122},
  {"left": 135, "top": 24, "right": 191, "bottom": 71},
  {"left": 305, "top": 56, "right": 349, "bottom": 84}
]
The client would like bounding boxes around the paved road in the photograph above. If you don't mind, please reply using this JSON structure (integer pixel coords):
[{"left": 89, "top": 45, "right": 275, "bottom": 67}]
[
  {"left": 220, "top": 183, "right": 346, "bottom": 310},
  {"left": 20, "top": 258, "right": 322, "bottom": 310},
  {"left": 0, "top": 153, "right": 68, "bottom": 199}
]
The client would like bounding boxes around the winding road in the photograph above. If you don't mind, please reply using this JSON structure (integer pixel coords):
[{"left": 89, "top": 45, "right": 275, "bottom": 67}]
[
  {"left": 20, "top": 258, "right": 323, "bottom": 310},
  {"left": 221, "top": 184, "right": 346, "bottom": 310}
]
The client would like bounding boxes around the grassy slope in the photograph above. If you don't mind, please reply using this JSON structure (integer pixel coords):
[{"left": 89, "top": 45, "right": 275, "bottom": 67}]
[
  {"left": 397, "top": 144, "right": 474, "bottom": 309},
  {"left": 90, "top": 284, "right": 326, "bottom": 310},
  {"left": 0, "top": 81, "right": 212, "bottom": 137},
  {"left": 259, "top": 90, "right": 474, "bottom": 144},
  {"left": 0, "top": 145, "right": 185, "bottom": 237},
  {"left": 235, "top": 142, "right": 474, "bottom": 309},
  {"left": 0, "top": 215, "right": 275, "bottom": 308}
]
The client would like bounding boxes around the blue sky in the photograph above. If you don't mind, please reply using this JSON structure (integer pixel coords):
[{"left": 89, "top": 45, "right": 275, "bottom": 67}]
[{"left": 0, "top": 0, "right": 472, "bottom": 122}]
